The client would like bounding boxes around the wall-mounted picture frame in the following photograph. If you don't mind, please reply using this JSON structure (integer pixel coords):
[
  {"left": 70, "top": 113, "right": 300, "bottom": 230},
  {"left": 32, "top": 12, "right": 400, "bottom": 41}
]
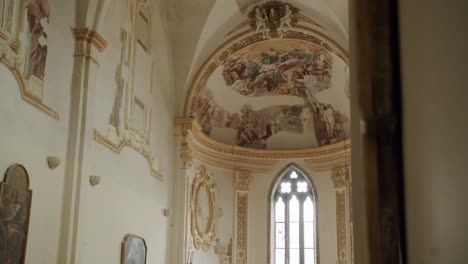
[
  {"left": 121, "top": 234, "right": 147, "bottom": 264},
  {"left": 0, "top": 164, "right": 33, "bottom": 264}
]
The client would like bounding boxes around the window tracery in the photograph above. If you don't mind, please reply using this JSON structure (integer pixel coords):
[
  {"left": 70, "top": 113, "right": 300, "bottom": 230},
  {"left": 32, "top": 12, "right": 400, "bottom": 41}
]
[{"left": 272, "top": 167, "right": 317, "bottom": 264}]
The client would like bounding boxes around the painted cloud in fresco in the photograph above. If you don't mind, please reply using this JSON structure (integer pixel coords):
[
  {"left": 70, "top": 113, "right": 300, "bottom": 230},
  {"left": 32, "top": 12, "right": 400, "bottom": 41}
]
[
  {"left": 222, "top": 47, "right": 332, "bottom": 98},
  {"left": 192, "top": 89, "right": 347, "bottom": 148}
]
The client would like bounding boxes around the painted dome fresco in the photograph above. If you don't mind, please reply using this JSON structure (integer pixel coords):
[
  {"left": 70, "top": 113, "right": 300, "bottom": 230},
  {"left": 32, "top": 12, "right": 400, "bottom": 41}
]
[{"left": 187, "top": 33, "right": 349, "bottom": 150}]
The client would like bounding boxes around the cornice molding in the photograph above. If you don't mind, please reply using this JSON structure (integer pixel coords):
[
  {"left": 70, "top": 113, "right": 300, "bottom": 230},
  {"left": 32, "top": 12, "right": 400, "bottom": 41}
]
[
  {"left": 73, "top": 27, "right": 108, "bottom": 65},
  {"left": 177, "top": 118, "right": 351, "bottom": 174},
  {"left": 73, "top": 27, "right": 108, "bottom": 52}
]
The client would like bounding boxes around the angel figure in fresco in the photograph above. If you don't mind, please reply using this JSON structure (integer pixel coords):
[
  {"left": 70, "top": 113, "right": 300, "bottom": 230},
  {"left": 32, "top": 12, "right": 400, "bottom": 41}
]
[
  {"left": 25, "top": 0, "right": 50, "bottom": 80},
  {"left": 280, "top": 5, "right": 293, "bottom": 29},
  {"left": 255, "top": 8, "right": 267, "bottom": 31}
]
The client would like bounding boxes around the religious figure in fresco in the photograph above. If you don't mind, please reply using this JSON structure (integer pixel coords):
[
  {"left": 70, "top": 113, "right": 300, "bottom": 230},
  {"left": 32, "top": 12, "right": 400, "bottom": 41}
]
[
  {"left": 25, "top": 0, "right": 50, "bottom": 80},
  {"left": 222, "top": 47, "right": 332, "bottom": 98},
  {"left": 306, "top": 98, "right": 347, "bottom": 146},
  {"left": 0, "top": 165, "right": 32, "bottom": 264}
]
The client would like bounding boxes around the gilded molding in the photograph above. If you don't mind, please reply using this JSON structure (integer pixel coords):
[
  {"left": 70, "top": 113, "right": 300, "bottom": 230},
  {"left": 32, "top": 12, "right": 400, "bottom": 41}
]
[
  {"left": 336, "top": 190, "right": 348, "bottom": 264},
  {"left": 190, "top": 165, "right": 221, "bottom": 251},
  {"left": 190, "top": 119, "right": 351, "bottom": 159},
  {"left": 73, "top": 27, "right": 108, "bottom": 51},
  {"left": 235, "top": 192, "right": 249, "bottom": 264},
  {"left": 191, "top": 151, "right": 271, "bottom": 174},
  {"left": 73, "top": 27, "right": 108, "bottom": 65},
  {"left": 233, "top": 171, "right": 253, "bottom": 191},
  {"left": 93, "top": 129, "right": 164, "bottom": 181},
  {"left": 176, "top": 118, "right": 352, "bottom": 173}
]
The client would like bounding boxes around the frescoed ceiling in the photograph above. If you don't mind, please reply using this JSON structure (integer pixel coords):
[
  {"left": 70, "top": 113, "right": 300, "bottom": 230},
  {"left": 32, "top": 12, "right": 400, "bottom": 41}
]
[{"left": 190, "top": 37, "right": 350, "bottom": 150}]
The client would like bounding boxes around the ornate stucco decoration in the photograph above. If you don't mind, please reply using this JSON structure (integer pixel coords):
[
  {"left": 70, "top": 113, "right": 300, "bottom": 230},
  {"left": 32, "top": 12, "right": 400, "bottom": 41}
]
[
  {"left": 234, "top": 171, "right": 253, "bottom": 191},
  {"left": 233, "top": 170, "right": 253, "bottom": 264},
  {"left": 0, "top": 0, "right": 59, "bottom": 119},
  {"left": 93, "top": 0, "right": 163, "bottom": 180},
  {"left": 331, "top": 165, "right": 350, "bottom": 189},
  {"left": 248, "top": 1, "right": 299, "bottom": 32},
  {"left": 190, "top": 165, "right": 222, "bottom": 251}
]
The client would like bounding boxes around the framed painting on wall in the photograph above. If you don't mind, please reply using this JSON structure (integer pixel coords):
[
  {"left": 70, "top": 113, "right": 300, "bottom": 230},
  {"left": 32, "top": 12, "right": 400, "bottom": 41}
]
[
  {"left": 0, "top": 164, "right": 33, "bottom": 264},
  {"left": 121, "top": 234, "right": 147, "bottom": 264}
]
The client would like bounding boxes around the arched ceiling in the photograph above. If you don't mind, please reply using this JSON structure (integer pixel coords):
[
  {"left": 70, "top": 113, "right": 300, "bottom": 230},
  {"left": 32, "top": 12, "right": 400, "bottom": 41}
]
[{"left": 168, "top": 0, "right": 349, "bottom": 150}]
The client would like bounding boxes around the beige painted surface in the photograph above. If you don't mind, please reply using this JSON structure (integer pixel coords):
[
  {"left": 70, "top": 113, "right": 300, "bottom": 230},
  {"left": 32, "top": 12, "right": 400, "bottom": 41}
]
[
  {"left": 0, "top": 0, "right": 75, "bottom": 262},
  {"left": 399, "top": 0, "right": 468, "bottom": 263}
]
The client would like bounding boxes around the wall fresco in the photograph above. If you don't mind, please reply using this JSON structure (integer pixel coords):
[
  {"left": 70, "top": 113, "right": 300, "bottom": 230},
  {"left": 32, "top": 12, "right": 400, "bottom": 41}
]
[
  {"left": 222, "top": 45, "right": 332, "bottom": 98},
  {"left": 192, "top": 89, "right": 348, "bottom": 148}
]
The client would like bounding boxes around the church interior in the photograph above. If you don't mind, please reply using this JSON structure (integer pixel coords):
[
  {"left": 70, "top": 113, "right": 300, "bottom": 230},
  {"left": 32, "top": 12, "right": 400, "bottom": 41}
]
[{"left": 0, "top": 0, "right": 466, "bottom": 264}]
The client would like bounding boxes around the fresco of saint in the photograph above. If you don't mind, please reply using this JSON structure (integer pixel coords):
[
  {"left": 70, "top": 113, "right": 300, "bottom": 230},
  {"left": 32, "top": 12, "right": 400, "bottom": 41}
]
[{"left": 26, "top": 0, "right": 50, "bottom": 80}]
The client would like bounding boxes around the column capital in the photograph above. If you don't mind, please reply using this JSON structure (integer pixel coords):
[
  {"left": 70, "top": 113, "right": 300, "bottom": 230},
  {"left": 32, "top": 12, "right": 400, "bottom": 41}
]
[
  {"left": 331, "top": 165, "right": 350, "bottom": 189},
  {"left": 233, "top": 170, "right": 253, "bottom": 191},
  {"left": 73, "top": 27, "right": 108, "bottom": 65}
]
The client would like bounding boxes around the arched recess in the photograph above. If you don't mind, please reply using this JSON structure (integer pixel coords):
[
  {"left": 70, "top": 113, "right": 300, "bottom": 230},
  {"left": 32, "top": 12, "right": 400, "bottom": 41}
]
[
  {"left": 176, "top": 0, "right": 349, "bottom": 116},
  {"left": 0, "top": 0, "right": 58, "bottom": 119},
  {"left": 268, "top": 163, "right": 319, "bottom": 264}
]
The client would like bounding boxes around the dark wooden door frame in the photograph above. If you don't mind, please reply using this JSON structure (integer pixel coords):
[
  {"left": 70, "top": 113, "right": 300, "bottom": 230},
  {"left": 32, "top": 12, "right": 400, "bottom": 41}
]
[{"left": 353, "top": 0, "right": 407, "bottom": 263}]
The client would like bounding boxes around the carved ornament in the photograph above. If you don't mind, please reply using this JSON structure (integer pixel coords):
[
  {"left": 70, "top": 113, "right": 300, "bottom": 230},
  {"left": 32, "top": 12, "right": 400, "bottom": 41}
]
[
  {"left": 190, "top": 165, "right": 221, "bottom": 251},
  {"left": 248, "top": 1, "right": 299, "bottom": 32},
  {"left": 233, "top": 171, "right": 253, "bottom": 191}
]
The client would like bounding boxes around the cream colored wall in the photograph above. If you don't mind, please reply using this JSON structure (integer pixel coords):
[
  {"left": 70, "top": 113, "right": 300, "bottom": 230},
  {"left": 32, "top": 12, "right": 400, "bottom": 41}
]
[
  {"left": 399, "top": 0, "right": 468, "bottom": 263},
  {"left": 0, "top": 0, "right": 75, "bottom": 263},
  {"left": 79, "top": 0, "right": 176, "bottom": 263},
  {"left": 0, "top": 0, "right": 176, "bottom": 263}
]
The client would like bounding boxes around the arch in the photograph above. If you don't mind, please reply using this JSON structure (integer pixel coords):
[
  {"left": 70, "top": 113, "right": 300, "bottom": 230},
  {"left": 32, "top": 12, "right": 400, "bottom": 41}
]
[{"left": 268, "top": 163, "right": 319, "bottom": 264}]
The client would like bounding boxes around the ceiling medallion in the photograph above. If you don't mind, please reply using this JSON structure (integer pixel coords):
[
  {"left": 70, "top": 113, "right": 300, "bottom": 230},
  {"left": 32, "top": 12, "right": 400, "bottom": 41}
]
[{"left": 248, "top": 1, "right": 300, "bottom": 33}]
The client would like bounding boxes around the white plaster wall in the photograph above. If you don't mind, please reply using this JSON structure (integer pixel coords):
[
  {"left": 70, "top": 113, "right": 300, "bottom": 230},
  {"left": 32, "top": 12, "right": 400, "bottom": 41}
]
[
  {"left": 249, "top": 162, "right": 338, "bottom": 264},
  {"left": 0, "top": 0, "right": 75, "bottom": 263},
  {"left": 79, "top": 0, "right": 176, "bottom": 263},
  {"left": 399, "top": 0, "right": 468, "bottom": 263}
]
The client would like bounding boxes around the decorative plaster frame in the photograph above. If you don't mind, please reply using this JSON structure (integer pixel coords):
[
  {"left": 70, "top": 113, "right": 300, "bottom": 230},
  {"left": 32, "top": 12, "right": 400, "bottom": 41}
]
[
  {"left": 125, "top": 0, "right": 152, "bottom": 139},
  {"left": 0, "top": 0, "right": 59, "bottom": 119},
  {"left": 93, "top": 0, "right": 163, "bottom": 181},
  {"left": 190, "top": 165, "right": 221, "bottom": 251}
]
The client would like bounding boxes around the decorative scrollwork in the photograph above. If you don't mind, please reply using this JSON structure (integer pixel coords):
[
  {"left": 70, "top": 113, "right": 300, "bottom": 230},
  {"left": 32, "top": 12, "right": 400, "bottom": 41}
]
[{"left": 190, "top": 165, "right": 222, "bottom": 251}]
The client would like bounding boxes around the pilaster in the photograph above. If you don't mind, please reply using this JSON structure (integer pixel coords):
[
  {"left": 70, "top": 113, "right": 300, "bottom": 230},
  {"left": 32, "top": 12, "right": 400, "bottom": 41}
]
[
  {"left": 58, "top": 27, "right": 107, "bottom": 264},
  {"left": 233, "top": 170, "right": 253, "bottom": 264},
  {"left": 331, "top": 165, "right": 353, "bottom": 264}
]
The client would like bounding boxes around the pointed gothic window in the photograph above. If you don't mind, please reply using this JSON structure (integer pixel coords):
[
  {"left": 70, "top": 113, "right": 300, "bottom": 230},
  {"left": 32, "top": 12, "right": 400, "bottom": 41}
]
[{"left": 272, "top": 167, "right": 317, "bottom": 264}]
